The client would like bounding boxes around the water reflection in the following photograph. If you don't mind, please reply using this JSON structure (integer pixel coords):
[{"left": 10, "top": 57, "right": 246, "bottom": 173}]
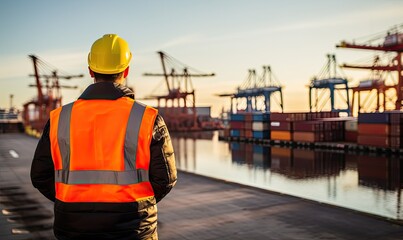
[
  {"left": 231, "top": 143, "right": 271, "bottom": 169},
  {"left": 269, "top": 148, "right": 345, "bottom": 179},
  {"left": 357, "top": 154, "right": 402, "bottom": 190},
  {"left": 171, "top": 131, "right": 403, "bottom": 220}
]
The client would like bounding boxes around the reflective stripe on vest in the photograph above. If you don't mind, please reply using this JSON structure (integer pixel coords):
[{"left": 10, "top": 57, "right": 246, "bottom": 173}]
[{"left": 55, "top": 101, "right": 148, "bottom": 185}]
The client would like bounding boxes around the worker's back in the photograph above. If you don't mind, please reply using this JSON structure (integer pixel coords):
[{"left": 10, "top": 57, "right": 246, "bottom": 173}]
[{"left": 50, "top": 96, "right": 159, "bottom": 239}]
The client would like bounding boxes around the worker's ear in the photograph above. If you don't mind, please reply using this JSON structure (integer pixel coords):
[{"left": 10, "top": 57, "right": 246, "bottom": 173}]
[
  {"left": 88, "top": 67, "right": 94, "bottom": 78},
  {"left": 123, "top": 67, "right": 129, "bottom": 78}
]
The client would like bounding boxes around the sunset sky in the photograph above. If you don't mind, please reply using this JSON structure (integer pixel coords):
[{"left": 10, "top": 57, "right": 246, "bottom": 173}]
[{"left": 1, "top": 0, "right": 402, "bottom": 116}]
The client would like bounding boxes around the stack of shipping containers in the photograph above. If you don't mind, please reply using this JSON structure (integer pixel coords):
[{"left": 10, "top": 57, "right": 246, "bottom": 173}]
[
  {"left": 271, "top": 112, "right": 342, "bottom": 143},
  {"left": 228, "top": 113, "right": 246, "bottom": 138},
  {"left": 270, "top": 112, "right": 306, "bottom": 141},
  {"left": 227, "top": 112, "right": 270, "bottom": 139},
  {"left": 357, "top": 113, "right": 391, "bottom": 148},
  {"left": 223, "top": 111, "right": 402, "bottom": 150},
  {"left": 252, "top": 113, "right": 270, "bottom": 139},
  {"left": 293, "top": 120, "right": 324, "bottom": 143},
  {"left": 357, "top": 112, "right": 402, "bottom": 149}
]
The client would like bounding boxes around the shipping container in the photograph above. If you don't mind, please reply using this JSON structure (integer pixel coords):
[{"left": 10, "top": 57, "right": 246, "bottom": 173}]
[
  {"left": 270, "top": 121, "right": 292, "bottom": 131},
  {"left": 252, "top": 122, "right": 270, "bottom": 131},
  {"left": 271, "top": 112, "right": 307, "bottom": 122},
  {"left": 252, "top": 130, "right": 270, "bottom": 139},
  {"left": 358, "top": 123, "right": 390, "bottom": 136},
  {"left": 230, "top": 121, "right": 245, "bottom": 129},
  {"left": 389, "top": 111, "right": 403, "bottom": 124},
  {"left": 293, "top": 121, "right": 323, "bottom": 132},
  {"left": 245, "top": 130, "right": 253, "bottom": 138},
  {"left": 230, "top": 129, "right": 242, "bottom": 137},
  {"left": 230, "top": 113, "right": 245, "bottom": 121},
  {"left": 293, "top": 131, "right": 323, "bottom": 142},
  {"left": 271, "top": 130, "right": 292, "bottom": 141},
  {"left": 389, "top": 123, "right": 401, "bottom": 137},
  {"left": 345, "top": 131, "right": 358, "bottom": 142},
  {"left": 244, "top": 113, "right": 253, "bottom": 122},
  {"left": 244, "top": 121, "right": 253, "bottom": 130},
  {"left": 358, "top": 112, "right": 390, "bottom": 124},
  {"left": 252, "top": 113, "right": 270, "bottom": 122},
  {"left": 345, "top": 120, "right": 358, "bottom": 131}
]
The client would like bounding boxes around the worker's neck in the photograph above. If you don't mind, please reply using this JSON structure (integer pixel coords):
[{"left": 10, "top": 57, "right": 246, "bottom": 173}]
[{"left": 94, "top": 78, "right": 126, "bottom": 85}]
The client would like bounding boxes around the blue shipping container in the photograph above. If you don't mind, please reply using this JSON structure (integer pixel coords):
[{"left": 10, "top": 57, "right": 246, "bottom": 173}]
[
  {"left": 252, "top": 113, "right": 270, "bottom": 122},
  {"left": 230, "top": 113, "right": 245, "bottom": 121},
  {"left": 252, "top": 130, "right": 270, "bottom": 139},
  {"left": 358, "top": 113, "right": 390, "bottom": 124},
  {"left": 230, "top": 129, "right": 241, "bottom": 137}
]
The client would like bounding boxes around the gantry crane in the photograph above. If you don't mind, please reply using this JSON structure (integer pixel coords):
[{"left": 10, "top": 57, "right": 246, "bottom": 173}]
[
  {"left": 341, "top": 55, "right": 397, "bottom": 113},
  {"left": 337, "top": 24, "right": 403, "bottom": 111},
  {"left": 143, "top": 51, "right": 215, "bottom": 131},
  {"left": 218, "top": 66, "right": 284, "bottom": 114},
  {"left": 309, "top": 54, "right": 351, "bottom": 115},
  {"left": 23, "top": 55, "right": 83, "bottom": 133}
]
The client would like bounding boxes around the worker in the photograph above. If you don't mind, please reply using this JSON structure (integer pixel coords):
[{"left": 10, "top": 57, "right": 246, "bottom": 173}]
[{"left": 31, "top": 34, "right": 177, "bottom": 240}]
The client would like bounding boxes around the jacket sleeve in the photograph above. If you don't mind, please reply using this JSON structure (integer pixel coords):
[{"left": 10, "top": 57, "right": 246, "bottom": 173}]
[
  {"left": 30, "top": 120, "right": 56, "bottom": 202},
  {"left": 149, "top": 115, "right": 177, "bottom": 203}
]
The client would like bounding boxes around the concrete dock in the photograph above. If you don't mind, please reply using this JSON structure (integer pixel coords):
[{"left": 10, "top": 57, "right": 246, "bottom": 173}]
[{"left": 1, "top": 133, "right": 403, "bottom": 240}]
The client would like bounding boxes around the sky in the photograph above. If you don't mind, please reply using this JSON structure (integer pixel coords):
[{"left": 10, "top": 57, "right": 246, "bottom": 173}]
[{"left": 0, "top": 0, "right": 402, "bottom": 117}]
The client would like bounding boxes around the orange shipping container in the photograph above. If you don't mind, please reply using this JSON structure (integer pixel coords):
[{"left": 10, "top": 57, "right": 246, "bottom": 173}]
[
  {"left": 271, "top": 130, "right": 292, "bottom": 141},
  {"left": 358, "top": 123, "right": 389, "bottom": 136},
  {"left": 293, "top": 132, "right": 321, "bottom": 142}
]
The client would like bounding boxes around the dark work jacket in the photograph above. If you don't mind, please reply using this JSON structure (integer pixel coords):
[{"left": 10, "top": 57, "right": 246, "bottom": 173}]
[{"left": 30, "top": 82, "right": 177, "bottom": 240}]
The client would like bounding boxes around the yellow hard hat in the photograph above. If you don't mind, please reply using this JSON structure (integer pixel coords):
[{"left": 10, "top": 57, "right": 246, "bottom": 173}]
[{"left": 88, "top": 34, "right": 132, "bottom": 74}]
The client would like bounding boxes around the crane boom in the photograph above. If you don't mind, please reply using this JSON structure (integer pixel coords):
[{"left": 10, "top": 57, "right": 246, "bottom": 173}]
[
  {"left": 29, "top": 74, "right": 84, "bottom": 79},
  {"left": 158, "top": 51, "right": 170, "bottom": 92},
  {"left": 336, "top": 24, "right": 403, "bottom": 110},
  {"left": 341, "top": 64, "right": 399, "bottom": 71},
  {"left": 337, "top": 42, "right": 403, "bottom": 52},
  {"left": 29, "top": 55, "right": 44, "bottom": 105}
]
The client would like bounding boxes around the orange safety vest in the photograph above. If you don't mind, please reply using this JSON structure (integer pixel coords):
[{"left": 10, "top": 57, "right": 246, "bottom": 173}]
[{"left": 49, "top": 98, "right": 157, "bottom": 203}]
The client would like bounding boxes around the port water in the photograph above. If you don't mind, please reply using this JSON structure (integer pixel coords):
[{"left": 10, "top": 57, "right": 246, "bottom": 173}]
[{"left": 172, "top": 131, "right": 403, "bottom": 221}]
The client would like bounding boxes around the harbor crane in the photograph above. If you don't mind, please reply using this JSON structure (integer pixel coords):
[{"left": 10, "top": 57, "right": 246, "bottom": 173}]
[
  {"left": 143, "top": 51, "right": 216, "bottom": 131},
  {"left": 218, "top": 66, "right": 284, "bottom": 114},
  {"left": 308, "top": 54, "right": 351, "bottom": 116},
  {"left": 23, "top": 55, "right": 83, "bottom": 133},
  {"left": 337, "top": 23, "right": 403, "bottom": 112}
]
